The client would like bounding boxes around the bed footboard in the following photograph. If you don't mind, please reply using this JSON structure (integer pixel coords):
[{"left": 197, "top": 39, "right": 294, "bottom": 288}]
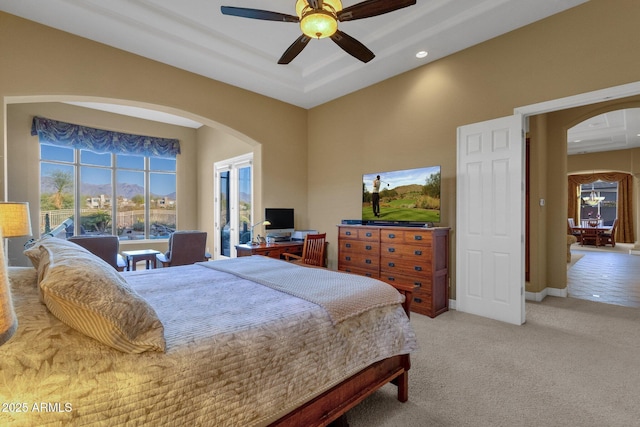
[{"left": 270, "top": 354, "right": 410, "bottom": 427}]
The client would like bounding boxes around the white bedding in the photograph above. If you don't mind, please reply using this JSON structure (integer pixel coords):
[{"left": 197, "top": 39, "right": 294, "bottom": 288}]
[{"left": 0, "top": 259, "right": 417, "bottom": 426}]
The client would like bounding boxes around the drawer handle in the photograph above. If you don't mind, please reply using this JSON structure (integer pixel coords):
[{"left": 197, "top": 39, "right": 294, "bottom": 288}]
[
  {"left": 365, "top": 259, "right": 372, "bottom": 264},
  {"left": 366, "top": 232, "right": 372, "bottom": 237},
  {"left": 264, "top": 251, "right": 271, "bottom": 256},
  {"left": 388, "top": 247, "right": 395, "bottom": 252},
  {"left": 346, "top": 243, "right": 351, "bottom": 248},
  {"left": 365, "top": 245, "right": 372, "bottom": 250},
  {"left": 388, "top": 262, "right": 395, "bottom": 267},
  {"left": 388, "top": 233, "right": 396, "bottom": 238},
  {"left": 414, "top": 282, "right": 422, "bottom": 288},
  {"left": 365, "top": 273, "right": 372, "bottom": 277},
  {"left": 414, "top": 250, "right": 422, "bottom": 255},
  {"left": 414, "top": 235, "right": 422, "bottom": 240},
  {"left": 414, "top": 297, "right": 422, "bottom": 303},
  {"left": 346, "top": 256, "right": 351, "bottom": 261},
  {"left": 414, "top": 266, "right": 422, "bottom": 271},
  {"left": 345, "top": 268, "right": 351, "bottom": 272},
  {"left": 346, "top": 231, "right": 352, "bottom": 236},
  {"left": 387, "top": 276, "right": 395, "bottom": 281}
]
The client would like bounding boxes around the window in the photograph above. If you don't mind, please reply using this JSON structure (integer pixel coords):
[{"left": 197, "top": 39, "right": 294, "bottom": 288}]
[
  {"left": 40, "top": 143, "right": 176, "bottom": 240},
  {"left": 579, "top": 180, "right": 618, "bottom": 226}
]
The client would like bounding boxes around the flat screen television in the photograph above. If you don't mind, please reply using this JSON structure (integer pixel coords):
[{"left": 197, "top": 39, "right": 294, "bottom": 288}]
[
  {"left": 362, "top": 166, "right": 441, "bottom": 225},
  {"left": 265, "top": 208, "right": 294, "bottom": 230}
]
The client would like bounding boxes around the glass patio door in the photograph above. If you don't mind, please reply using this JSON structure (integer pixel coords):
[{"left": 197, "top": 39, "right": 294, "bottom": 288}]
[{"left": 214, "top": 154, "right": 252, "bottom": 259}]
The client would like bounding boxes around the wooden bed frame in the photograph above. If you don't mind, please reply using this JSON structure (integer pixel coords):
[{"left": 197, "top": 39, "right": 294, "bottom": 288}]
[{"left": 270, "top": 283, "right": 414, "bottom": 426}]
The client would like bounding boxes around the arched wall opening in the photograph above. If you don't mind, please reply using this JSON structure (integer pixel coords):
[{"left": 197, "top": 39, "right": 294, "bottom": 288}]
[{"left": 4, "top": 96, "right": 262, "bottom": 266}]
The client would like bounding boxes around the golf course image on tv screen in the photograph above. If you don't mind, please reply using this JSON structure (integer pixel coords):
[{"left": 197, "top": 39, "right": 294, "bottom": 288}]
[{"left": 362, "top": 165, "right": 440, "bottom": 224}]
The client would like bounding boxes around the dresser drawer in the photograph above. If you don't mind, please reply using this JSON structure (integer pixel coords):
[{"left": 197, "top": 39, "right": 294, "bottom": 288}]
[
  {"left": 338, "top": 251, "right": 380, "bottom": 270},
  {"left": 338, "top": 265, "right": 379, "bottom": 279},
  {"left": 380, "top": 229, "right": 433, "bottom": 246},
  {"left": 341, "top": 240, "right": 379, "bottom": 255},
  {"left": 380, "top": 272, "right": 431, "bottom": 292},
  {"left": 380, "top": 257, "right": 431, "bottom": 277},
  {"left": 381, "top": 243, "right": 433, "bottom": 261},
  {"left": 340, "top": 227, "right": 380, "bottom": 241}
]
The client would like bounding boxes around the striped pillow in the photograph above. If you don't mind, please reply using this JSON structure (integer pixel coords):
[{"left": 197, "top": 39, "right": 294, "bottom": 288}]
[{"left": 33, "top": 237, "right": 165, "bottom": 353}]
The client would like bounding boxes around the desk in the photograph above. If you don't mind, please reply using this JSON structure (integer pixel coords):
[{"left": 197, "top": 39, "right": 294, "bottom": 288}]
[
  {"left": 122, "top": 249, "right": 161, "bottom": 271},
  {"left": 236, "top": 241, "right": 303, "bottom": 259}
]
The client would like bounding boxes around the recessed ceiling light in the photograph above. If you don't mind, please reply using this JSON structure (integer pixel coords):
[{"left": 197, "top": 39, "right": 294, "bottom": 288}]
[{"left": 416, "top": 51, "right": 428, "bottom": 59}]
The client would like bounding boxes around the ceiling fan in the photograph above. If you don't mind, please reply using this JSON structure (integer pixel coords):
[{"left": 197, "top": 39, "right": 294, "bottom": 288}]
[{"left": 221, "top": 0, "right": 416, "bottom": 64}]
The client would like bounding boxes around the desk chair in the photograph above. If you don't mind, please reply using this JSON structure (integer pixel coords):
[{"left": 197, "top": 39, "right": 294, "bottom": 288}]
[
  {"left": 68, "top": 235, "right": 127, "bottom": 271},
  {"left": 156, "top": 230, "right": 211, "bottom": 267},
  {"left": 283, "top": 233, "right": 327, "bottom": 267}
]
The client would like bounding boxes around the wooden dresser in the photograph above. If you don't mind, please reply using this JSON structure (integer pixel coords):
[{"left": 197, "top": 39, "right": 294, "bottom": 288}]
[{"left": 338, "top": 225, "right": 450, "bottom": 318}]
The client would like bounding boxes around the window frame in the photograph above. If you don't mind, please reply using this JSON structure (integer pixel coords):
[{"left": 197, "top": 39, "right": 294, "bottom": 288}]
[{"left": 39, "top": 142, "right": 177, "bottom": 240}]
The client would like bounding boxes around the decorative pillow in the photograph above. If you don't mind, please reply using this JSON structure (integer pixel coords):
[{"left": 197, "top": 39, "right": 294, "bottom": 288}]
[{"left": 25, "top": 236, "right": 165, "bottom": 353}]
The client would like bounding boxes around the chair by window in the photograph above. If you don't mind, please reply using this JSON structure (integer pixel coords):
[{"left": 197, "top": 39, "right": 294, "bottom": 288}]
[
  {"left": 283, "top": 233, "right": 327, "bottom": 267},
  {"left": 567, "top": 218, "right": 581, "bottom": 243},
  {"left": 600, "top": 219, "right": 618, "bottom": 247},
  {"left": 156, "top": 231, "right": 210, "bottom": 267},
  {"left": 68, "top": 235, "right": 127, "bottom": 271}
]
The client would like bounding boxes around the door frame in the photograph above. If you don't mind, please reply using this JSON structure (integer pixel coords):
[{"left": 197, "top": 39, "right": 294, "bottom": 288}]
[
  {"left": 455, "top": 81, "right": 640, "bottom": 324},
  {"left": 213, "top": 153, "right": 253, "bottom": 259}
]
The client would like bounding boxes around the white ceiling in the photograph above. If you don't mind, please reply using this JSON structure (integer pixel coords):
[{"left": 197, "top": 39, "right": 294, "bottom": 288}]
[
  {"left": 4, "top": 0, "right": 636, "bottom": 155},
  {"left": 567, "top": 109, "right": 640, "bottom": 156},
  {"left": 0, "top": 0, "right": 587, "bottom": 109}
]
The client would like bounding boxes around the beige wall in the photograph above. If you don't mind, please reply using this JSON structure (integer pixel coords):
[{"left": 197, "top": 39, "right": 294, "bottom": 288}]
[
  {"left": 3, "top": 1, "right": 640, "bottom": 299},
  {"left": 1, "top": 12, "right": 307, "bottom": 265},
  {"left": 307, "top": 0, "right": 640, "bottom": 298}
]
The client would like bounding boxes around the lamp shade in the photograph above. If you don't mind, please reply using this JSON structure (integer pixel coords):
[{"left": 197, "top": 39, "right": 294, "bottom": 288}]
[
  {"left": 0, "top": 234, "right": 18, "bottom": 345},
  {"left": 0, "top": 202, "right": 32, "bottom": 238}
]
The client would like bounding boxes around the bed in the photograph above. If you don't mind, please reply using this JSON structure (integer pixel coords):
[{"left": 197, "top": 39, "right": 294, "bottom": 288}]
[{"left": 0, "top": 236, "right": 417, "bottom": 426}]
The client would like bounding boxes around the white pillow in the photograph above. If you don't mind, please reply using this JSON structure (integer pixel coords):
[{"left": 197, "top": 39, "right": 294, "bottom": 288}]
[{"left": 25, "top": 237, "right": 165, "bottom": 353}]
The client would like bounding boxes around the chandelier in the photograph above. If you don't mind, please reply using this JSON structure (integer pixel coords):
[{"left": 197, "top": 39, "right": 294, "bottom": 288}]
[{"left": 582, "top": 183, "right": 605, "bottom": 207}]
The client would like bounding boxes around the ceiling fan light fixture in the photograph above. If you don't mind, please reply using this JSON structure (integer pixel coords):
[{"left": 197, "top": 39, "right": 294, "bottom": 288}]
[
  {"left": 300, "top": 10, "right": 338, "bottom": 38},
  {"left": 296, "top": 0, "right": 342, "bottom": 39},
  {"left": 295, "top": 0, "right": 343, "bottom": 17}
]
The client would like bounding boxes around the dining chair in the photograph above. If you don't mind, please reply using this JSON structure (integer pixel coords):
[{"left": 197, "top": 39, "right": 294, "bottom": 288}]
[
  {"left": 283, "top": 233, "right": 327, "bottom": 267},
  {"left": 567, "top": 218, "right": 581, "bottom": 243},
  {"left": 600, "top": 219, "right": 618, "bottom": 247}
]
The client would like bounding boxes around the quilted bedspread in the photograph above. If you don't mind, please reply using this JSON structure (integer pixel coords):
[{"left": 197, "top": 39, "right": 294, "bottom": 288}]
[{"left": 0, "top": 259, "right": 417, "bottom": 426}]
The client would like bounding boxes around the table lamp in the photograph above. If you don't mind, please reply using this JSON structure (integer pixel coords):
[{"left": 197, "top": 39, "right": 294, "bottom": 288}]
[
  {"left": 0, "top": 202, "right": 33, "bottom": 241},
  {"left": 0, "top": 202, "right": 32, "bottom": 346},
  {"left": 250, "top": 220, "right": 271, "bottom": 245}
]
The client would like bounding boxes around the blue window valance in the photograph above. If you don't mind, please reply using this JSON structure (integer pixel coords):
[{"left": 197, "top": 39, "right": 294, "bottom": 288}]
[{"left": 31, "top": 116, "right": 181, "bottom": 158}]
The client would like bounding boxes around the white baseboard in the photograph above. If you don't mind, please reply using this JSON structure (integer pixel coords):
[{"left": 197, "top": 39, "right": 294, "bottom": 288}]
[{"left": 525, "top": 287, "right": 567, "bottom": 302}]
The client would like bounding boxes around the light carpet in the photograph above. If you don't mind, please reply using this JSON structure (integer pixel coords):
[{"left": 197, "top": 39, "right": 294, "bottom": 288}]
[{"left": 345, "top": 297, "right": 640, "bottom": 427}]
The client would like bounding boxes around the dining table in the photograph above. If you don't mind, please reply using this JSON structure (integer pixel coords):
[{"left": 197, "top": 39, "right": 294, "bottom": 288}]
[{"left": 575, "top": 225, "right": 612, "bottom": 247}]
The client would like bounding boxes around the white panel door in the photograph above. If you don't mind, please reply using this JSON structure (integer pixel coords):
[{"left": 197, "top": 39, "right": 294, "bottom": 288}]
[{"left": 456, "top": 115, "right": 525, "bottom": 325}]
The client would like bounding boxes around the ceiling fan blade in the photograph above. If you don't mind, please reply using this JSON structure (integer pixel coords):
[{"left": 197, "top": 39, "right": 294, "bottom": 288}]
[
  {"left": 221, "top": 6, "right": 299, "bottom": 23},
  {"left": 278, "top": 35, "right": 312, "bottom": 64},
  {"left": 337, "top": 0, "right": 416, "bottom": 22},
  {"left": 330, "top": 30, "right": 375, "bottom": 63}
]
